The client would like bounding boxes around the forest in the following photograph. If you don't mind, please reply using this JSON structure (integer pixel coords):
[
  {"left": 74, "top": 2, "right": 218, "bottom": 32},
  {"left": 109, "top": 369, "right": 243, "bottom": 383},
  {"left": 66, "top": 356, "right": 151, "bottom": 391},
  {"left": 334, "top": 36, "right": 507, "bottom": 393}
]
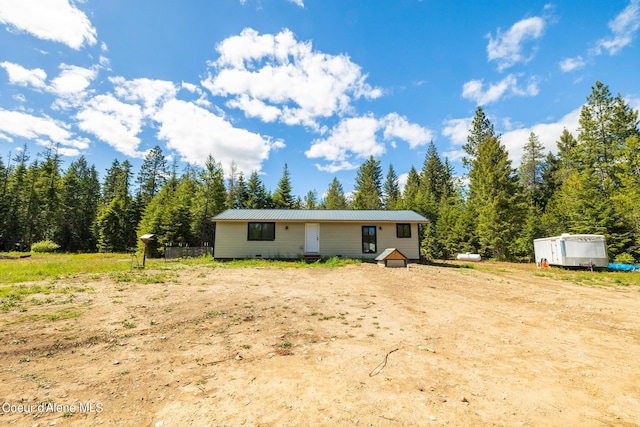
[{"left": 0, "top": 81, "right": 638, "bottom": 262}]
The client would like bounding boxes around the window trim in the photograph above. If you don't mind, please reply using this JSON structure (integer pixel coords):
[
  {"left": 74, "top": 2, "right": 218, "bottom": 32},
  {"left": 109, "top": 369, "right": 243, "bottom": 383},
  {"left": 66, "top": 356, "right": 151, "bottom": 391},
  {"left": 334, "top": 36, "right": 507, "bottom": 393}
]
[
  {"left": 247, "top": 222, "right": 276, "bottom": 241},
  {"left": 396, "top": 223, "right": 411, "bottom": 238},
  {"left": 362, "top": 225, "right": 377, "bottom": 254}
]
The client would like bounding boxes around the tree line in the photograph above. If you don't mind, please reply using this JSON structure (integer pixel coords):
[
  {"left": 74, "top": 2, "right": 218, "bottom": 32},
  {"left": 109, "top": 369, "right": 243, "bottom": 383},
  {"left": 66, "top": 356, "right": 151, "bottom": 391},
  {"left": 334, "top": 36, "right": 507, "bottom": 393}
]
[{"left": 0, "top": 81, "right": 638, "bottom": 262}]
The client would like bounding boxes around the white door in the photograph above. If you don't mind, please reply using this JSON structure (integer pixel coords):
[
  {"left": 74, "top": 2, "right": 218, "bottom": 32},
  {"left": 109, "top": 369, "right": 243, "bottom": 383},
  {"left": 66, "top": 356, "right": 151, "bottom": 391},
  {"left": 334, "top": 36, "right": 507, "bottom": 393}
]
[{"left": 305, "top": 223, "right": 320, "bottom": 253}]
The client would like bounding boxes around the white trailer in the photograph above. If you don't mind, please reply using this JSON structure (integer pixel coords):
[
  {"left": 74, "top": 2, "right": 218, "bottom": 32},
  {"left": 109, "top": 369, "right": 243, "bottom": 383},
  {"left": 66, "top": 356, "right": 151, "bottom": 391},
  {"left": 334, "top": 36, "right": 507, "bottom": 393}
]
[{"left": 533, "top": 234, "right": 608, "bottom": 268}]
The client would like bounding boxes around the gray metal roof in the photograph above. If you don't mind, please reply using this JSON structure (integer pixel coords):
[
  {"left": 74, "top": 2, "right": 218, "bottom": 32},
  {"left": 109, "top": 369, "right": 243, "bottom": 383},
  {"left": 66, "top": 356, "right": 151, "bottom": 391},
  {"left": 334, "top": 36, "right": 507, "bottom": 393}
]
[
  {"left": 213, "top": 209, "right": 429, "bottom": 223},
  {"left": 375, "top": 248, "right": 407, "bottom": 261}
]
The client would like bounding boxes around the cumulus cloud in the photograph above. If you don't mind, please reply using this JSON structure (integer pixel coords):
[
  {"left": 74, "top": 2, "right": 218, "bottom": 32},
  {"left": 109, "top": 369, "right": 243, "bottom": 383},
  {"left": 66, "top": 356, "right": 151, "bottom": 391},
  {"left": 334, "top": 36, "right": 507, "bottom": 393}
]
[
  {"left": 559, "top": 56, "right": 586, "bottom": 72},
  {"left": 305, "top": 113, "right": 433, "bottom": 172},
  {"left": 76, "top": 94, "right": 145, "bottom": 158},
  {"left": 0, "top": 108, "right": 89, "bottom": 155},
  {"left": 0, "top": 61, "right": 47, "bottom": 88},
  {"left": 593, "top": 0, "right": 640, "bottom": 55},
  {"left": 501, "top": 107, "right": 581, "bottom": 167},
  {"left": 0, "top": 0, "right": 97, "bottom": 49},
  {"left": 50, "top": 64, "right": 97, "bottom": 96},
  {"left": 153, "top": 99, "right": 276, "bottom": 175},
  {"left": 487, "top": 16, "right": 546, "bottom": 71},
  {"left": 111, "top": 76, "right": 178, "bottom": 115},
  {"left": 202, "top": 28, "right": 382, "bottom": 129},
  {"left": 462, "top": 74, "right": 539, "bottom": 105}
]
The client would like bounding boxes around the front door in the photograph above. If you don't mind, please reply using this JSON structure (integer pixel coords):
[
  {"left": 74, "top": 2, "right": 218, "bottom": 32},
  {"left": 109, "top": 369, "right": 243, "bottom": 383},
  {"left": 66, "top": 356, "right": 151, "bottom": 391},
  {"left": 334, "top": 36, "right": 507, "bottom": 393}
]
[{"left": 305, "top": 223, "right": 320, "bottom": 253}]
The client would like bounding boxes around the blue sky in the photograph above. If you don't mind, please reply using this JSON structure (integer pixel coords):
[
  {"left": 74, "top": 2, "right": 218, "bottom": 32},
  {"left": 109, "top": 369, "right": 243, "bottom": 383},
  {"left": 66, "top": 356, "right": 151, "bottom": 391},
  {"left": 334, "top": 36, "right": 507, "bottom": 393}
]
[{"left": 1, "top": 0, "right": 639, "bottom": 197}]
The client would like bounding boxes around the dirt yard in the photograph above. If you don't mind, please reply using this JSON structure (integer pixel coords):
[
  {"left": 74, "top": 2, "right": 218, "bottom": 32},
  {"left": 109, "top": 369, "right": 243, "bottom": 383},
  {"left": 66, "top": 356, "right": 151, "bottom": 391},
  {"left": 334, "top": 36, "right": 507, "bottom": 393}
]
[{"left": 1, "top": 262, "right": 639, "bottom": 426}]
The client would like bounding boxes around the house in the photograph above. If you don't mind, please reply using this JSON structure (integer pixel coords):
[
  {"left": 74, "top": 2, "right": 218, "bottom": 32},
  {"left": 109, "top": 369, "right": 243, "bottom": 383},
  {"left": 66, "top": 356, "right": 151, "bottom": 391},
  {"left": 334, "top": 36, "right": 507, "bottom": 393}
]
[{"left": 212, "top": 209, "right": 429, "bottom": 261}]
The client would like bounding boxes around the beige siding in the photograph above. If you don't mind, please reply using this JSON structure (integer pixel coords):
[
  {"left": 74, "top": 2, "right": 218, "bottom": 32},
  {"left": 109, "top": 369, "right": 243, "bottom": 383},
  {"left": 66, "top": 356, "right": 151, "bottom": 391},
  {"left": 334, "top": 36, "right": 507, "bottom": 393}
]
[{"left": 215, "top": 221, "right": 421, "bottom": 260}]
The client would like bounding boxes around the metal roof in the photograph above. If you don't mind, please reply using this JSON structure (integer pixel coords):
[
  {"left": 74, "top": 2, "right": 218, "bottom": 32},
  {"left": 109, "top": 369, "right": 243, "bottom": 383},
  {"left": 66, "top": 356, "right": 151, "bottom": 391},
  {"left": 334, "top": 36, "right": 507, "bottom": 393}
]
[{"left": 213, "top": 209, "right": 429, "bottom": 223}]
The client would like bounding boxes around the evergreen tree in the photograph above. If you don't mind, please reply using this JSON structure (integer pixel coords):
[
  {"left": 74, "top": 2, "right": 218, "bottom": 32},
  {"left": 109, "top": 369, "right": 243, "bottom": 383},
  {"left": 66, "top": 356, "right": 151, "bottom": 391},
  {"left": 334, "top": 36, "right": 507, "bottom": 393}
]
[
  {"left": 613, "top": 135, "right": 640, "bottom": 260},
  {"left": 96, "top": 160, "right": 136, "bottom": 252},
  {"left": 468, "top": 136, "right": 523, "bottom": 260},
  {"left": 382, "top": 164, "right": 400, "bottom": 210},
  {"left": 324, "top": 177, "right": 348, "bottom": 209},
  {"left": 58, "top": 157, "right": 100, "bottom": 251},
  {"left": 303, "top": 190, "right": 318, "bottom": 209},
  {"left": 519, "top": 132, "right": 546, "bottom": 207},
  {"left": 192, "top": 155, "right": 226, "bottom": 246},
  {"left": 463, "top": 106, "right": 496, "bottom": 170},
  {"left": 136, "top": 145, "right": 168, "bottom": 207},
  {"left": 272, "top": 163, "right": 296, "bottom": 208},
  {"left": 0, "top": 156, "right": 10, "bottom": 250},
  {"left": 244, "top": 171, "right": 270, "bottom": 209},
  {"left": 402, "top": 166, "right": 420, "bottom": 211},
  {"left": 577, "top": 81, "right": 639, "bottom": 191},
  {"left": 353, "top": 156, "right": 382, "bottom": 209}
]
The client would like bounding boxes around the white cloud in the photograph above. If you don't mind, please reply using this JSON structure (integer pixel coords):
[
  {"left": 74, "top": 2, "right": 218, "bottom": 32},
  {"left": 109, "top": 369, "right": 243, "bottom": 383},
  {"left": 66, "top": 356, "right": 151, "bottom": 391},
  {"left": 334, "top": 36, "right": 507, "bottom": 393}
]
[
  {"left": 306, "top": 114, "right": 384, "bottom": 164},
  {"left": 50, "top": 64, "right": 97, "bottom": 96},
  {"left": 0, "top": 61, "right": 47, "bottom": 88},
  {"left": 111, "top": 76, "right": 178, "bottom": 115},
  {"left": 202, "top": 28, "right": 382, "bottom": 128},
  {"left": 382, "top": 113, "right": 433, "bottom": 148},
  {"left": 441, "top": 117, "right": 472, "bottom": 147},
  {"left": 0, "top": 0, "right": 97, "bottom": 49},
  {"left": 559, "top": 56, "right": 586, "bottom": 72},
  {"left": 462, "top": 74, "right": 539, "bottom": 105},
  {"left": 0, "top": 108, "right": 89, "bottom": 154},
  {"left": 153, "top": 99, "right": 275, "bottom": 175},
  {"left": 288, "top": 0, "right": 304, "bottom": 7},
  {"left": 397, "top": 172, "right": 409, "bottom": 192},
  {"left": 594, "top": 0, "right": 640, "bottom": 55},
  {"left": 487, "top": 16, "right": 546, "bottom": 71},
  {"left": 305, "top": 113, "right": 433, "bottom": 172},
  {"left": 76, "top": 94, "right": 145, "bottom": 158},
  {"left": 501, "top": 107, "right": 581, "bottom": 167}
]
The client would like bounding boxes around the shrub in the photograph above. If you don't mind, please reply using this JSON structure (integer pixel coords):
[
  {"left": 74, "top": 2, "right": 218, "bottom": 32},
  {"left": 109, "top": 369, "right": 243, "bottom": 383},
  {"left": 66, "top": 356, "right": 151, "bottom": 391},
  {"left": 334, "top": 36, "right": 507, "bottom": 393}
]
[
  {"left": 614, "top": 253, "right": 635, "bottom": 265},
  {"left": 31, "top": 240, "right": 60, "bottom": 253}
]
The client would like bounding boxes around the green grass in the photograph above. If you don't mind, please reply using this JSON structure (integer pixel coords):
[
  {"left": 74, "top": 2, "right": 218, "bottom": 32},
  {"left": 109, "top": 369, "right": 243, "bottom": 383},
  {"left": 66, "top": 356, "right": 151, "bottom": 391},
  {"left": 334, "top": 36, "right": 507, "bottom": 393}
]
[{"left": 0, "top": 253, "right": 135, "bottom": 283}]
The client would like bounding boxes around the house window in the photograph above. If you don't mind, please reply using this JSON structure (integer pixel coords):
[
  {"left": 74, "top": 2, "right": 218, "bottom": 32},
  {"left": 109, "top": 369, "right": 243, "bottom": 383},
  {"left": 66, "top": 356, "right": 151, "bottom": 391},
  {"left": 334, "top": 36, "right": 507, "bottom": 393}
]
[
  {"left": 248, "top": 222, "right": 275, "bottom": 241},
  {"left": 396, "top": 223, "right": 411, "bottom": 238},
  {"left": 362, "top": 226, "right": 377, "bottom": 253}
]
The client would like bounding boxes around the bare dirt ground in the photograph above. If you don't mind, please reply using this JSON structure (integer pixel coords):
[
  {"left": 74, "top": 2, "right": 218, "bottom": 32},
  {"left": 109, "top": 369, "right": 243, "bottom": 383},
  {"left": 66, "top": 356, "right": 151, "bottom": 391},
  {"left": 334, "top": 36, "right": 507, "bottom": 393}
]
[{"left": 1, "top": 262, "right": 640, "bottom": 426}]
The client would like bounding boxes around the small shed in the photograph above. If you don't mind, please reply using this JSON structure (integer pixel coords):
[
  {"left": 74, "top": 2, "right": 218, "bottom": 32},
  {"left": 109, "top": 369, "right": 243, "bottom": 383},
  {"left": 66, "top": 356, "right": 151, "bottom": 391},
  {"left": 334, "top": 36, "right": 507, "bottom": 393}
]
[{"left": 375, "top": 248, "right": 408, "bottom": 268}]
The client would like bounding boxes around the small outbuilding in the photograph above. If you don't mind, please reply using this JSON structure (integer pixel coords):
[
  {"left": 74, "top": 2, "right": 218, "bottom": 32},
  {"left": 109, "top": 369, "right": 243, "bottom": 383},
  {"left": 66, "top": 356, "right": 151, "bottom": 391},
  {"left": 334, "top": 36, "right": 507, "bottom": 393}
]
[{"left": 375, "top": 248, "right": 408, "bottom": 268}]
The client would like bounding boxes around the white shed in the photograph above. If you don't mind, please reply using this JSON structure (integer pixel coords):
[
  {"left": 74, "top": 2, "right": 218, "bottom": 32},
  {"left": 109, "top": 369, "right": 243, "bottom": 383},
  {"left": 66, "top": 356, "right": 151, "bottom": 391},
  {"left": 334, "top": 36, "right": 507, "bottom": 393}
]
[{"left": 533, "top": 234, "right": 608, "bottom": 268}]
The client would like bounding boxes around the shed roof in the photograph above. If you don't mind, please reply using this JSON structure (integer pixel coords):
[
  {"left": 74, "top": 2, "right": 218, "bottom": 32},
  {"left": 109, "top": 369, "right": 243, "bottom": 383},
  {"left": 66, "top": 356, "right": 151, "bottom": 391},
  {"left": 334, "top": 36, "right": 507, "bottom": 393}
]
[
  {"left": 213, "top": 209, "right": 428, "bottom": 223},
  {"left": 375, "top": 248, "right": 408, "bottom": 261}
]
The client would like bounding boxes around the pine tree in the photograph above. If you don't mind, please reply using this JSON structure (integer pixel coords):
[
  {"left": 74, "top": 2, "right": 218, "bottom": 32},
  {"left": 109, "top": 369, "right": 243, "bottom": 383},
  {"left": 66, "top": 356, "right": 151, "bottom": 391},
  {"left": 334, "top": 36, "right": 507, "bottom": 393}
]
[
  {"left": 324, "top": 177, "right": 348, "bottom": 209},
  {"left": 577, "top": 81, "right": 639, "bottom": 191},
  {"left": 192, "top": 155, "right": 226, "bottom": 246},
  {"left": 463, "top": 106, "right": 496, "bottom": 170},
  {"left": 468, "top": 136, "right": 523, "bottom": 260},
  {"left": 303, "top": 190, "right": 318, "bottom": 209},
  {"left": 136, "top": 145, "right": 168, "bottom": 207},
  {"left": 58, "top": 157, "right": 100, "bottom": 251},
  {"left": 353, "top": 156, "right": 382, "bottom": 209},
  {"left": 97, "top": 160, "right": 136, "bottom": 252},
  {"left": 382, "top": 164, "right": 400, "bottom": 210},
  {"left": 272, "top": 163, "right": 296, "bottom": 208},
  {"left": 519, "top": 132, "right": 546, "bottom": 207},
  {"left": 402, "top": 166, "right": 420, "bottom": 211},
  {"left": 244, "top": 171, "right": 270, "bottom": 209}
]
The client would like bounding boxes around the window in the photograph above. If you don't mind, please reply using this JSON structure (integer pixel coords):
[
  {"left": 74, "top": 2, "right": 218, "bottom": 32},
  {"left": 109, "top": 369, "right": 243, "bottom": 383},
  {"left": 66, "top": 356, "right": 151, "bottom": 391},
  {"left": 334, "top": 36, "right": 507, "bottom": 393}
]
[
  {"left": 248, "top": 222, "right": 275, "bottom": 241},
  {"left": 362, "top": 226, "right": 377, "bottom": 253},
  {"left": 396, "top": 223, "right": 411, "bottom": 238}
]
